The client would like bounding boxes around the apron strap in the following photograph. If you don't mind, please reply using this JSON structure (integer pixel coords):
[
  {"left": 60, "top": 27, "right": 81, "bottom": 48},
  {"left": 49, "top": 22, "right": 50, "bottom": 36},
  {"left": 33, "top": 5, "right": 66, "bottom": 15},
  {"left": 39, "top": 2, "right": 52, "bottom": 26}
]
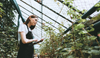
[{"left": 26, "top": 24, "right": 34, "bottom": 39}]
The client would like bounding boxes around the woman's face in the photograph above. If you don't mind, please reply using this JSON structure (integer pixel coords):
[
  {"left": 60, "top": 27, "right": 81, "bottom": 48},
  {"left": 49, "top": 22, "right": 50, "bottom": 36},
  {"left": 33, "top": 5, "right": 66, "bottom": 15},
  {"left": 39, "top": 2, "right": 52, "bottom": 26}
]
[{"left": 30, "top": 18, "right": 38, "bottom": 25}]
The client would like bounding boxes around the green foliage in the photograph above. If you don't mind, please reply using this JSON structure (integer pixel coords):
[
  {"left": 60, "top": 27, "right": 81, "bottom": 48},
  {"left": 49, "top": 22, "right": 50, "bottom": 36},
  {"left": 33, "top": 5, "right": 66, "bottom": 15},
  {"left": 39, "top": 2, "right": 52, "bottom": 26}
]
[
  {"left": 39, "top": 0, "right": 100, "bottom": 58},
  {"left": 0, "top": 2, "right": 4, "bottom": 18},
  {"left": 91, "top": 14, "right": 100, "bottom": 21},
  {"left": 95, "top": 2, "right": 100, "bottom": 12},
  {"left": 74, "top": 23, "right": 85, "bottom": 30},
  {"left": 39, "top": 25, "right": 65, "bottom": 57},
  {"left": 0, "top": 0, "right": 18, "bottom": 58},
  {"left": 64, "top": 0, "right": 74, "bottom": 4},
  {"left": 95, "top": 2, "right": 100, "bottom": 7}
]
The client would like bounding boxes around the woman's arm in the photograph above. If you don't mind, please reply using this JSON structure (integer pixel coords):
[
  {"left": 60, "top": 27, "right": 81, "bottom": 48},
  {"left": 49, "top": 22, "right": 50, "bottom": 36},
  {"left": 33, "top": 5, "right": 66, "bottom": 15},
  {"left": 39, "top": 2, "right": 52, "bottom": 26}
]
[{"left": 19, "top": 31, "right": 38, "bottom": 44}]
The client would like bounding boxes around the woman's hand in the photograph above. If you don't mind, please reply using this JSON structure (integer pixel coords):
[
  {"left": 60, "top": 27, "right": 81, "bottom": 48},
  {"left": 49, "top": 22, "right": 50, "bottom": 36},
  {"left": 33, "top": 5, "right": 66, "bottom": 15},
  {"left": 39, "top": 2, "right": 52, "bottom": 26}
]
[
  {"left": 40, "top": 38, "right": 44, "bottom": 42},
  {"left": 33, "top": 39, "right": 38, "bottom": 42},
  {"left": 37, "top": 0, "right": 41, "bottom": 3},
  {"left": 41, "top": 38, "right": 44, "bottom": 40}
]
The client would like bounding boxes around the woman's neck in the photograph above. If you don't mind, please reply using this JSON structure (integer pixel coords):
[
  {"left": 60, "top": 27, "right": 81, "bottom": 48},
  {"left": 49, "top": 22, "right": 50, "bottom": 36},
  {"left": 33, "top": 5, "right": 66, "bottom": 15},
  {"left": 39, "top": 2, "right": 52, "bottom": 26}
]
[{"left": 27, "top": 23, "right": 31, "bottom": 28}]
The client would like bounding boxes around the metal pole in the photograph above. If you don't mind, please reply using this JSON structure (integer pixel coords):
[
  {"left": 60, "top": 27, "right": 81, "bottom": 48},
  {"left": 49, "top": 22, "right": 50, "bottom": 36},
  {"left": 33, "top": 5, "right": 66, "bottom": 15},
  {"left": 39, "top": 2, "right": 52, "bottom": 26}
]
[
  {"left": 10, "top": 0, "right": 25, "bottom": 22},
  {"left": 41, "top": 0, "right": 43, "bottom": 39}
]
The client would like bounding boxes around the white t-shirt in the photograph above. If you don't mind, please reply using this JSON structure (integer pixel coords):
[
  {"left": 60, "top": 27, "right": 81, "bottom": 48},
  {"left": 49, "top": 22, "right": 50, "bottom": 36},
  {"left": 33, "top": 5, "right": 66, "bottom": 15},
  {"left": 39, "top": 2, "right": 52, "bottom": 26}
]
[
  {"left": 18, "top": 23, "right": 32, "bottom": 44},
  {"left": 18, "top": 23, "right": 32, "bottom": 33}
]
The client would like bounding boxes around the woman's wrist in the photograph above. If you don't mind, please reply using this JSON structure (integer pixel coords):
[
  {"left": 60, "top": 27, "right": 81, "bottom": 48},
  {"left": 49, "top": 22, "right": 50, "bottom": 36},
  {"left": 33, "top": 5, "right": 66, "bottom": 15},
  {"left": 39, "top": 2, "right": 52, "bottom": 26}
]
[{"left": 32, "top": 39, "right": 38, "bottom": 42}]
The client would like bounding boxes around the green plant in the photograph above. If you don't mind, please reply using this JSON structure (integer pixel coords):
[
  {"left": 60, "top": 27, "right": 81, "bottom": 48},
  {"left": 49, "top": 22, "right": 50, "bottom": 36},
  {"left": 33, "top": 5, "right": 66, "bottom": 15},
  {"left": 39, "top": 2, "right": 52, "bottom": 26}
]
[
  {"left": 95, "top": 2, "right": 100, "bottom": 12},
  {"left": 0, "top": 0, "right": 18, "bottom": 58},
  {"left": 39, "top": 25, "right": 65, "bottom": 57},
  {"left": 39, "top": 0, "right": 100, "bottom": 58}
]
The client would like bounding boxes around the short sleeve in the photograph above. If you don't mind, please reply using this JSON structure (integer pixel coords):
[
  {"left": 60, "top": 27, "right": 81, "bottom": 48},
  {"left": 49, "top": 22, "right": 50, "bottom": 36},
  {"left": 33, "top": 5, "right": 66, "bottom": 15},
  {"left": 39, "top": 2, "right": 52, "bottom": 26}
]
[{"left": 18, "top": 24, "right": 26, "bottom": 33}]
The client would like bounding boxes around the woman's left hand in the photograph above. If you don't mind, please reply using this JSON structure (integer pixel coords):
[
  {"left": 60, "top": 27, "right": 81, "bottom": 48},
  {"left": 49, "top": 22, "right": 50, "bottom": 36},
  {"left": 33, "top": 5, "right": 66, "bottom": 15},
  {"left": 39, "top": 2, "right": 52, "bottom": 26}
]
[
  {"left": 40, "top": 38, "right": 44, "bottom": 42},
  {"left": 37, "top": 0, "right": 41, "bottom": 2}
]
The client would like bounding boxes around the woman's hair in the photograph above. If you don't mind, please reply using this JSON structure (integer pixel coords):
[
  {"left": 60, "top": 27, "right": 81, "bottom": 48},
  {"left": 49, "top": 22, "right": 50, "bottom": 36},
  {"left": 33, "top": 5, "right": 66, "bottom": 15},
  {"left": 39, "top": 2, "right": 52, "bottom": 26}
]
[
  {"left": 24, "top": 15, "right": 38, "bottom": 25},
  {"left": 24, "top": 15, "right": 38, "bottom": 30}
]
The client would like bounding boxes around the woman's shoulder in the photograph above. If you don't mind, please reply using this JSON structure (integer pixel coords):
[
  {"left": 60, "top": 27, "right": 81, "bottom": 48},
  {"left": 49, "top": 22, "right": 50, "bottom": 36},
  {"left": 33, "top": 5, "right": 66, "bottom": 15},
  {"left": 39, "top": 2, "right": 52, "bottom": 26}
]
[
  {"left": 18, "top": 23, "right": 27, "bottom": 30},
  {"left": 18, "top": 23, "right": 28, "bottom": 33},
  {"left": 20, "top": 23, "right": 27, "bottom": 27}
]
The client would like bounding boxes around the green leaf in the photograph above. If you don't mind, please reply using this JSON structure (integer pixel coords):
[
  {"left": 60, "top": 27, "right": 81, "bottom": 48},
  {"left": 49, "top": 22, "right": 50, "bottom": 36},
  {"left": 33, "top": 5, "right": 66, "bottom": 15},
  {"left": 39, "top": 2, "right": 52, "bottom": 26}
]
[
  {"left": 90, "top": 36, "right": 97, "bottom": 40},
  {"left": 0, "top": 3, "right": 3, "bottom": 6},
  {"left": 96, "top": 8, "right": 100, "bottom": 12},
  {"left": 78, "top": 19, "right": 86, "bottom": 23},
  {"left": 76, "top": 43, "right": 83, "bottom": 47},
  {"left": 87, "top": 27, "right": 94, "bottom": 32},
  {"left": 91, "top": 50, "right": 100, "bottom": 55},
  {"left": 74, "top": 24, "right": 85, "bottom": 30},
  {"left": 56, "top": 46, "right": 63, "bottom": 51},
  {"left": 62, "top": 52, "right": 69, "bottom": 55},
  {"left": 61, "top": 48, "right": 70, "bottom": 52},
  {"left": 95, "top": 2, "right": 100, "bottom": 7},
  {"left": 54, "top": 0, "right": 57, "bottom": 2},
  {"left": 79, "top": 30, "right": 88, "bottom": 35},
  {"left": 94, "top": 46, "right": 100, "bottom": 49},
  {"left": 67, "top": 55, "right": 74, "bottom": 58}
]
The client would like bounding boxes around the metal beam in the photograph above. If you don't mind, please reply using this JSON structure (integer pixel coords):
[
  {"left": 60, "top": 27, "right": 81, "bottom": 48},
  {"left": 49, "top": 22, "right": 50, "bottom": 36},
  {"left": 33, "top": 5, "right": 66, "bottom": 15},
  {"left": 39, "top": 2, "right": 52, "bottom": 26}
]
[
  {"left": 62, "top": 1, "right": 100, "bottom": 35},
  {"left": 81, "top": 2, "right": 99, "bottom": 19},
  {"left": 58, "top": 0, "right": 92, "bottom": 19},
  {"left": 22, "top": 11, "right": 57, "bottom": 34},
  {"left": 20, "top": 0, "right": 68, "bottom": 29},
  {"left": 34, "top": 0, "right": 73, "bottom": 23},
  {"left": 19, "top": 4, "right": 58, "bottom": 30},
  {"left": 22, "top": 11, "right": 57, "bottom": 32},
  {"left": 10, "top": 0, "right": 25, "bottom": 22}
]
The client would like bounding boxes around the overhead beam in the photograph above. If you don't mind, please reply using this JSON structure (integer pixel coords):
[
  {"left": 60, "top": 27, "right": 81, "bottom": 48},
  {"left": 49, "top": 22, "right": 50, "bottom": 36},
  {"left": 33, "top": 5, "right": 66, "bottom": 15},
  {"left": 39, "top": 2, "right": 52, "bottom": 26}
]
[
  {"left": 34, "top": 0, "right": 73, "bottom": 23},
  {"left": 62, "top": 1, "right": 100, "bottom": 35},
  {"left": 19, "top": 4, "right": 58, "bottom": 30},
  {"left": 57, "top": 0, "right": 92, "bottom": 19},
  {"left": 20, "top": 0, "right": 68, "bottom": 29},
  {"left": 10, "top": 0, "right": 25, "bottom": 22}
]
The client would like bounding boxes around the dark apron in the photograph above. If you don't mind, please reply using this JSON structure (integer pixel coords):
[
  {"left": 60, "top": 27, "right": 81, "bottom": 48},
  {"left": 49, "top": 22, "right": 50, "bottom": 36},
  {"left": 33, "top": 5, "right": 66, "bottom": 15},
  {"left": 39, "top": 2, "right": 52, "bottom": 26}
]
[{"left": 17, "top": 25, "right": 34, "bottom": 58}]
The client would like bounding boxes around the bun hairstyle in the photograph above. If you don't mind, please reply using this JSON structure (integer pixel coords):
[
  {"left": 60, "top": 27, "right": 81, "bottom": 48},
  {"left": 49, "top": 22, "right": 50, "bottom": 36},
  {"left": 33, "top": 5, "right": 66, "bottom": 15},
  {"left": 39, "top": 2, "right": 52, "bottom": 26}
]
[{"left": 24, "top": 15, "right": 38, "bottom": 30}]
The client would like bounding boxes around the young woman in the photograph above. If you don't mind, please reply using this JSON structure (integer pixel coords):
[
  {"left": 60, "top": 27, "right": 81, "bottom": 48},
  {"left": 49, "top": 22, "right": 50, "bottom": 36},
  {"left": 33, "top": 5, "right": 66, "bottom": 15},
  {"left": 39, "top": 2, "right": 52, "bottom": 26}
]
[{"left": 17, "top": 15, "right": 43, "bottom": 58}]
